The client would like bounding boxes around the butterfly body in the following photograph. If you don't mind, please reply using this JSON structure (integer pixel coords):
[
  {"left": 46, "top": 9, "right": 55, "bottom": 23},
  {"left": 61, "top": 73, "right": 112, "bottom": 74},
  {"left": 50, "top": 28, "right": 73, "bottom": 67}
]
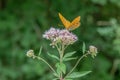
[{"left": 58, "top": 13, "right": 81, "bottom": 31}]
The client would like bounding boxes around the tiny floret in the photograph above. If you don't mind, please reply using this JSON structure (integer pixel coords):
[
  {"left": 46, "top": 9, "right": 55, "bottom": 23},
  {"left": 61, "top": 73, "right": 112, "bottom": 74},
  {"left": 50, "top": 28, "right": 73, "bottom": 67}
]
[{"left": 26, "top": 50, "right": 35, "bottom": 58}]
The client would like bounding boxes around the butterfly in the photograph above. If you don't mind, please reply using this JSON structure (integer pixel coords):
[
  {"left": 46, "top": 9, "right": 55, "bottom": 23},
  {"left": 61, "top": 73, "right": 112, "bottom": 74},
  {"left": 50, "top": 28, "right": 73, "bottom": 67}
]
[{"left": 58, "top": 13, "right": 81, "bottom": 31}]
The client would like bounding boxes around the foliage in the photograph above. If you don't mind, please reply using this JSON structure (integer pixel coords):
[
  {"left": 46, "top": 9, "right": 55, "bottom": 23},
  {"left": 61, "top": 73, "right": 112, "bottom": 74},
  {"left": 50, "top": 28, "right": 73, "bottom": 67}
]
[
  {"left": 0, "top": 0, "right": 120, "bottom": 80},
  {"left": 29, "top": 27, "right": 96, "bottom": 80}
]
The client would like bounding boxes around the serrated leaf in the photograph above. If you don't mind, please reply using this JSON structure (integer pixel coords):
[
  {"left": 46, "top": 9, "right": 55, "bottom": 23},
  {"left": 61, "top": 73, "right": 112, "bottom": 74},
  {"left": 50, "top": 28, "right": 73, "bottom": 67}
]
[
  {"left": 66, "top": 71, "right": 91, "bottom": 78},
  {"left": 47, "top": 52, "right": 59, "bottom": 60},
  {"left": 82, "top": 42, "right": 86, "bottom": 54},
  {"left": 63, "top": 57, "right": 77, "bottom": 61},
  {"left": 38, "top": 46, "right": 42, "bottom": 56},
  {"left": 56, "top": 62, "right": 66, "bottom": 74}
]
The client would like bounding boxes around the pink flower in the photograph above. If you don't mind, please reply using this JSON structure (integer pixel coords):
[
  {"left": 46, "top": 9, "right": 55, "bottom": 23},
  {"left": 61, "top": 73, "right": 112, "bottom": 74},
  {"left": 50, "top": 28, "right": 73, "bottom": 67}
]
[
  {"left": 59, "top": 30, "right": 78, "bottom": 45},
  {"left": 43, "top": 27, "right": 60, "bottom": 40},
  {"left": 43, "top": 28, "right": 78, "bottom": 45}
]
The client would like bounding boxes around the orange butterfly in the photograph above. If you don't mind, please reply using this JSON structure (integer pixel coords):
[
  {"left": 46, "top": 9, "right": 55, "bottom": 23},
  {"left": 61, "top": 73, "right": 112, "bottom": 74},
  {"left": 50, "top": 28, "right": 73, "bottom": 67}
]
[{"left": 58, "top": 13, "right": 81, "bottom": 31}]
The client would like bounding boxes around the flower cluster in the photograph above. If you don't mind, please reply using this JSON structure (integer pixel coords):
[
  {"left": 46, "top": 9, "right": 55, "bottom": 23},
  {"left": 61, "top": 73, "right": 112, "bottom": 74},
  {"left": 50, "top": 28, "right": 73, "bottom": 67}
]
[{"left": 43, "top": 28, "right": 78, "bottom": 46}]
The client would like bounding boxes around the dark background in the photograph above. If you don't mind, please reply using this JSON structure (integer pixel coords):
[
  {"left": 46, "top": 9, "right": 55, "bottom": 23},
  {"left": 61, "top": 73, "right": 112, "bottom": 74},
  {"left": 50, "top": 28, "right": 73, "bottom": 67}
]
[{"left": 0, "top": 0, "right": 120, "bottom": 80}]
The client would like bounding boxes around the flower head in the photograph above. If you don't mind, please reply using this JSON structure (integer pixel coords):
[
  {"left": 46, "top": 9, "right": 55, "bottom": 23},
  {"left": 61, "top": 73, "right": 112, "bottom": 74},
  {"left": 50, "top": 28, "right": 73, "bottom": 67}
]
[
  {"left": 43, "top": 28, "right": 78, "bottom": 46},
  {"left": 43, "top": 27, "right": 60, "bottom": 40},
  {"left": 26, "top": 50, "right": 35, "bottom": 58},
  {"left": 88, "top": 46, "right": 98, "bottom": 58},
  {"left": 58, "top": 29, "right": 78, "bottom": 45}
]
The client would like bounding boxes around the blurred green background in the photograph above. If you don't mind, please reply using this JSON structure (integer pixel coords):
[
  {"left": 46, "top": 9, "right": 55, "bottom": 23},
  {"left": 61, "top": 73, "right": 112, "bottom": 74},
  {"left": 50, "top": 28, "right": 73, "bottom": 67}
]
[{"left": 0, "top": 0, "right": 120, "bottom": 80}]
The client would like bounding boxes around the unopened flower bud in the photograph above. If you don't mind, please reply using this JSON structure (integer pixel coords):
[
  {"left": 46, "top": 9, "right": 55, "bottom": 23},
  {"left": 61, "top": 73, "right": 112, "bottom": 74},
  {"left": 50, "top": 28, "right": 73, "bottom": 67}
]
[
  {"left": 26, "top": 50, "right": 34, "bottom": 58},
  {"left": 89, "top": 46, "right": 98, "bottom": 58}
]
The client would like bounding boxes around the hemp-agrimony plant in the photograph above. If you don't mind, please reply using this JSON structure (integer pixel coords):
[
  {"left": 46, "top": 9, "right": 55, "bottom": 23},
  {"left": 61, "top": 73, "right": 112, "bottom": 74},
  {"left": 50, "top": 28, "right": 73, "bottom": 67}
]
[{"left": 26, "top": 13, "right": 98, "bottom": 80}]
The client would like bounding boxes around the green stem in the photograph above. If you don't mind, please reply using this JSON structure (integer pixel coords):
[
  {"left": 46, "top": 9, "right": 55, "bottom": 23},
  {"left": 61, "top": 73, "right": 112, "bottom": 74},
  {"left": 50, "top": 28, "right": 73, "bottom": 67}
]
[
  {"left": 55, "top": 43, "right": 65, "bottom": 80},
  {"left": 60, "top": 44, "right": 65, "bottom": 80},
  {"left": 55, "top": 44, "right": 61, "bottom": 56},
  {"left": 64, "top": 45, "right": 68, "bottom": 50},
  {"left": 35, "top": 56, "right": 56, "bottom": 73},
  {"left": 60, "top": 44, "right": 64, "bottom": 79},
  {"left": 64, "top": 53, "right": 89, "bottom": 79}
]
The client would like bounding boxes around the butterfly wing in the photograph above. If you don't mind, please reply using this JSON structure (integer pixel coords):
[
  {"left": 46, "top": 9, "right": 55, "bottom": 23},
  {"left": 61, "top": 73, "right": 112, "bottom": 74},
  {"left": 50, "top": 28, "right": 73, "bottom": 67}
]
[
  {"left": 68, "top": 16, "right": 81, "bottom": 30},
  {"left": 58, "top": 13, "right": 71, "bottom": 29}
]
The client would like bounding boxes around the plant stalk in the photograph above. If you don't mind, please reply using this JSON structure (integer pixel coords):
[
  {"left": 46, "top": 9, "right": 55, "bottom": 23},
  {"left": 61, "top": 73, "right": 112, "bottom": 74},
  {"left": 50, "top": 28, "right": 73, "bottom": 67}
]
[
  {"left": 64, "top": 53, "right": 89, "bottom": 79},
  {"left": 59, "top": 44, "right": 65, "bottom": 80},
  {"left": 35, "top": 56, "right": 56, "bottom": 73}
]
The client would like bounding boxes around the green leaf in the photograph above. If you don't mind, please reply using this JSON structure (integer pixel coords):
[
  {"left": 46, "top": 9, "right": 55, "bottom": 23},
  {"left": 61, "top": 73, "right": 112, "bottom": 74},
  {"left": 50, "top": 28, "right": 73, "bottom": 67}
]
[
  {"left": 53, "top": 72, "right": 59, "bottom": 77},
  {"left": 66, "top": 71, "right": 92, "bottom": 78},
  {"left": 61, "top": 63, "right": 66, "bottom": 74},
  {"left": 82, "top": 42, "right": 86, "bottom": 54},
  {"left": 56, "top": 62, "right": 66, "bottom": 74},
  {"left": 63, "top": 57, "right": 77, "bottom": 61},
  {"left": 47, "top": 52, "right": 59, "bottom": 60},
  {"left": 56, "top": 63, "right": 61, "bottom": 75},
  {"left": 63, "top": 51, "right": 76, "bottom": 59},
  {"left": 38, "top": 46, "right": 42, "bottom": 56}
]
